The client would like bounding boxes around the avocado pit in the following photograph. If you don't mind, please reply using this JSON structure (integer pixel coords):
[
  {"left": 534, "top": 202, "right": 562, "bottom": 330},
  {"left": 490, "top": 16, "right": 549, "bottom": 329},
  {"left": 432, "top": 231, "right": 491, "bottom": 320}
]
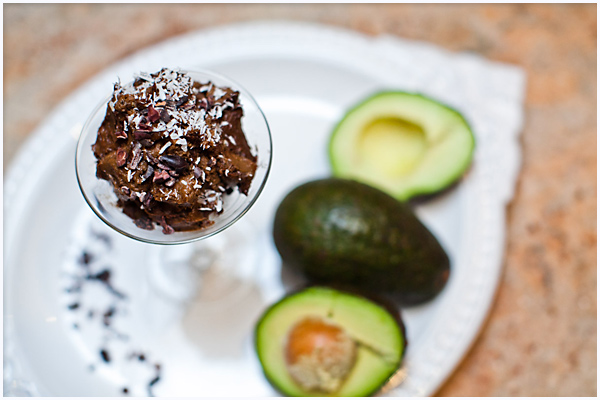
[{"left": 285, "top": 316, "right": 357, "bottom": 394}]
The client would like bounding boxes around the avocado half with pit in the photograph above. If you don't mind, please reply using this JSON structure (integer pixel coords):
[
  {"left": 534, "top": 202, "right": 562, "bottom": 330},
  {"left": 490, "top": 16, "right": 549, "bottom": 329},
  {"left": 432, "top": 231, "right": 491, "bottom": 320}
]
[
  {"left": 255, "top": 287, "right": 406, "bottom": 397},
  {"left": 329, "top": 91, "right": 475, "bottom": 201}
]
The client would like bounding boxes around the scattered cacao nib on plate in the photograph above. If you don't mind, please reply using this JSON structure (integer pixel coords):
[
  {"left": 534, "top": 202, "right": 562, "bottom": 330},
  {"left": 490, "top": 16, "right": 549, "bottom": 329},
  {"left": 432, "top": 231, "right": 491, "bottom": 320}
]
[
  {"left": 85, "top": 268, "right": 126, "bottom": 299},
  {"left": 79, "top": 251, "right": 93, "bottom": 265},
  {"left": 147, "top": 375, "right": 161, "bottom": 397},
  {"left": 100, "top": 349, "right": 111, "bottom": 363},
  {"left": 103, "top": 306, "right": 116, "bottom": 327},
  {"left": 65, "top": 241, "right": 165, "bottom": 396}
]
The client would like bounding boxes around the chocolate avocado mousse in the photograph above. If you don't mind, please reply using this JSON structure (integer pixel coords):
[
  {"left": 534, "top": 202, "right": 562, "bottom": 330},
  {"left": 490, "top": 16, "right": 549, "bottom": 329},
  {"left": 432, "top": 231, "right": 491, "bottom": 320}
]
[{"left": 92, "top": 68, "right": 257, "bottom": 234}]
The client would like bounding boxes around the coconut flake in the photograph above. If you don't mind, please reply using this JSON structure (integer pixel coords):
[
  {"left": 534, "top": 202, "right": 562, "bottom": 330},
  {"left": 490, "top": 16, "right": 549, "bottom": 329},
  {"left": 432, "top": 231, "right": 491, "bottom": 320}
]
[{"left": 158, "top": 142, "right": 171, "bottom": 154}]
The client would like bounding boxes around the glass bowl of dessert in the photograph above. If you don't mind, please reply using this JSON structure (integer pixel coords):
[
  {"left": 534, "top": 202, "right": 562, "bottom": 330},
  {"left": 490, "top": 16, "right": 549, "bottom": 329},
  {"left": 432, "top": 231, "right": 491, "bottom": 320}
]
[{"left": 76, "top": 68, "right": 272, "bottom": 245}]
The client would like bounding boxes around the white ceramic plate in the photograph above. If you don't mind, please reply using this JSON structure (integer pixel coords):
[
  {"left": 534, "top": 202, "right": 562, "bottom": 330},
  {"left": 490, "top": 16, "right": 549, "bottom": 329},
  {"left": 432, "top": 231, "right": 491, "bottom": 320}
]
[{"left": 4, "top": 22, "right": 525, "bottom": 397}]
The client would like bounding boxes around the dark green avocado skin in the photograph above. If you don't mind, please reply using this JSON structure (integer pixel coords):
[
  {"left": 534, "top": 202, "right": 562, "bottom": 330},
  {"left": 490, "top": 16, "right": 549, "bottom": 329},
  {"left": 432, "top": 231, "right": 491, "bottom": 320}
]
[{"left": 273, "top": 178, "right": 450, "bottom": 305}]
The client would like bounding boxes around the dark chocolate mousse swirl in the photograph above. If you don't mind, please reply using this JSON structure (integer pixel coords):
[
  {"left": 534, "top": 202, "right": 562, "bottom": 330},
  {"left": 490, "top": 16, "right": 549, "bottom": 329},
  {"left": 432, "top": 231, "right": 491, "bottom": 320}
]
[{"left": 92, "top": 68, "right": 257, "bottom": 233}]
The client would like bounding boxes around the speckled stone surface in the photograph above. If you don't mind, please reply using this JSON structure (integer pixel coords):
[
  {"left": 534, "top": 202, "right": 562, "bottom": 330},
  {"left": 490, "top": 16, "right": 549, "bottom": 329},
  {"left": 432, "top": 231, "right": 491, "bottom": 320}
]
[{"left": 4, "top": 4, "right": 596, "bottom": 396}]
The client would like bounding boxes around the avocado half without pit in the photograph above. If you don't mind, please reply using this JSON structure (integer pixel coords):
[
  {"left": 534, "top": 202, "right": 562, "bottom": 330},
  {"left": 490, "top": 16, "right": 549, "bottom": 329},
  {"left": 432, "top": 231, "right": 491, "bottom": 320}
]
[
  {"left": 255, "top": 287, "right": 406, "bottom": 397},
  {"left": 329, "top": 91, "right": 475, "bottom": 201}
]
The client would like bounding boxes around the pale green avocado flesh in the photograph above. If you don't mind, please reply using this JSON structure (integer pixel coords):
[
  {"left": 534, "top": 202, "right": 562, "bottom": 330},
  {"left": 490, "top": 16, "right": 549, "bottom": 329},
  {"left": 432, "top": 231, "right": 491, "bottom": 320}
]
[
  {"left": 255, "top": 287, "right": 405, "bottom": 397},
  {"left": 329, "top": 92, "right": 475, "bottom": 201}
]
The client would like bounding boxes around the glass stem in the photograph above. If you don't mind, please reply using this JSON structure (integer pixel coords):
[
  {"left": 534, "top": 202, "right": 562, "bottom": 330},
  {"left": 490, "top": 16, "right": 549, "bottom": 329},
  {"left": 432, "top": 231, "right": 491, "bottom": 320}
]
[{"left": 147, "top": 242, "right": 217, "bottom": 303}]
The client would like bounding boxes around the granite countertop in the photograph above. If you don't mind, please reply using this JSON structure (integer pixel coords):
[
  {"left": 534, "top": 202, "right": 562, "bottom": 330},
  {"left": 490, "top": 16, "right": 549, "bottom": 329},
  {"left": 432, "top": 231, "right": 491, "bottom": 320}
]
[{"left": 4, "top": 3, "right": 596, "bottom": 396}]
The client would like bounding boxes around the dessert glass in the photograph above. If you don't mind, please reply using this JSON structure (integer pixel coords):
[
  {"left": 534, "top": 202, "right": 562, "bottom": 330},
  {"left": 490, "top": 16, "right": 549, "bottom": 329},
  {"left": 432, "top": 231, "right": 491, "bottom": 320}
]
[
  {"left": 76, "top": 70, "right": 272, "bottom": 245},
  {"left": 76, "top": 69, "right": 272, "bottom": 302}
]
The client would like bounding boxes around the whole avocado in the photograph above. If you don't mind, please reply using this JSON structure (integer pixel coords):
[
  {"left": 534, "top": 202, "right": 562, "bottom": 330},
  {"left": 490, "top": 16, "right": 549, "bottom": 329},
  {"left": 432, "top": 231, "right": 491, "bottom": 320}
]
[{"left": 273, "top": 178, "right": 450, "bottom": 305}]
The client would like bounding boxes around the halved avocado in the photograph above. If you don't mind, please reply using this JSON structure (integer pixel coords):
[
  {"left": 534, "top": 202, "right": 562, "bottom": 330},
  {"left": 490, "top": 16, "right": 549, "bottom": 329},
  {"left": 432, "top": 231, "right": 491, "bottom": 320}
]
[
  {"left": 329, "top": 91, "right": 475, "bottom": 201},
  {"left": 255, "top": 287, "right": 406, "bottom": 397}
]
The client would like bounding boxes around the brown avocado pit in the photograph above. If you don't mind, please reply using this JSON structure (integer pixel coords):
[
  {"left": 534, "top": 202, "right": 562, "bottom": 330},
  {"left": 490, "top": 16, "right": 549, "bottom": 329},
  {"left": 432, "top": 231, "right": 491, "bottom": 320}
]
[{"left": 285, "top": 316, "right": 357, "bottom": 393}]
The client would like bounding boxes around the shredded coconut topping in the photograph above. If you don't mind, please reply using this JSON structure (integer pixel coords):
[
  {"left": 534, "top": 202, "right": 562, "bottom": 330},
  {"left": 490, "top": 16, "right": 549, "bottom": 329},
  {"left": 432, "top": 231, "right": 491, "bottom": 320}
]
[{"left": 108, "top": 68, "right": 236, "bottom": 152}]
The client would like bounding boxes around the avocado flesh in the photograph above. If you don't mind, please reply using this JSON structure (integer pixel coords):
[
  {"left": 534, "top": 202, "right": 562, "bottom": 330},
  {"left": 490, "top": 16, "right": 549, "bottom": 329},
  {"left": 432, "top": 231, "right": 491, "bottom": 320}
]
[
  {"left": 255, "top": 287, "right": 405, "bottom": 397},
  {"left": 273, "top": 178, "right": 450, "bottom": 305},
  {"left": 330, "top": 91, "right": 475, "bottom": 201},
  {"left": 359, "top": 117, "right": 427, "bottom": 178}
]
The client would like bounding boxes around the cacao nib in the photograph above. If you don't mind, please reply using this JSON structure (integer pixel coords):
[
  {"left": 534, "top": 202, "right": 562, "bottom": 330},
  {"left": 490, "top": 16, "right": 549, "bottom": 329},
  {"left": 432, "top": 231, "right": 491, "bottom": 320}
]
[
  {"left": 135, "top": 215, "right": 154, "bottom": 230},
  {"left": 159, "top": 109, "right": 171, "bottom": 123},
  {"left": 176, "top": 95, "right": 189, "bottom": 107},
  {"left": 79, "top": 252, "right": 93, "bottom": 265},
  {"left": 143, "top": 193, "right": 153, "bottom": 208},
  {"left": 115, "top": 131, "right": 127, "bottom": 140},
  {"left": 147, "top": 375, "right": 161, "bottom": 396},
  {"left": 146, "top": 153, "right": 159, "bottom": 165},
  {"left": 156, "top": 162, "right": 172, "bottom": 171},
  {"left": 138, "top": 192, "right": 147, "bottom": 203},
  {"left": 116, "top": 148, "right": 127, "bottom": 167},
  {"left": 159, "top": 217, "right": 175, "bottom": 235},
  {"left": 94, "top": 269, "right": 111, "bottom": 283},
  {"left": 133, "top": 130, "right": 152, "bottom": 140},
  {"left": 147, "top": 106, "right": 160, "bottom": 123},
  {"left": 159, "top": 154, "right": 189, "bottom": 171},
  {"left": 165, "top": 178, "right": 176, "bottom": 187},
  {"left": 198, "top": 97, "right": 212, "bottom": 110},
  {"left": 127, "top": 143, "right": 143, "bottom": 170},
  {"left": 141, "top": 166, "right": 154, "bottom": 182},
  {"left": 140, "top": 139, "right": 153, "bottom": 147},
  {"left": 153, "top": 170, "right": 170, "bottom": 183},
  {"left": 103, "top": 306, "right": 116, "bottom": 327},
  {"left": 100, "top": 349, "right": 110, "bottom": 363}
]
